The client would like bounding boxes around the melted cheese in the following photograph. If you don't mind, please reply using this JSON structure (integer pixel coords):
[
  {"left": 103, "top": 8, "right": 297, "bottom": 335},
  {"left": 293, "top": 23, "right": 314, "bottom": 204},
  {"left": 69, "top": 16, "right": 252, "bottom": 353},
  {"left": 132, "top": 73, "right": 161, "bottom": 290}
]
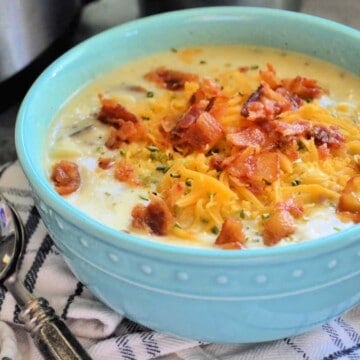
[{"left": 45, "top": 45, "right": 360, "bottom": 249}]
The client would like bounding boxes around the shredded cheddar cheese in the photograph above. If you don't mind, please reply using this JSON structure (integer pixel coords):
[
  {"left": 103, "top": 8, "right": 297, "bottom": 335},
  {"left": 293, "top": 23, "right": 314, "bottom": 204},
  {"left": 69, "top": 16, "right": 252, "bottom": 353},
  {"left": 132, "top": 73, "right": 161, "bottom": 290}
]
[{"left": 47, "top": 45, "right": 360, "bottom": 249}]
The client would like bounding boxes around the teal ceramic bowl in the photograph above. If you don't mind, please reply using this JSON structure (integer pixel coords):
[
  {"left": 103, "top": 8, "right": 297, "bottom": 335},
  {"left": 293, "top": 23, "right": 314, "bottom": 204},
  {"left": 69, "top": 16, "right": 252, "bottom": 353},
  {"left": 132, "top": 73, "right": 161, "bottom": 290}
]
[{"left": 15, "top": 7, "right": 360, "bottom": 343}]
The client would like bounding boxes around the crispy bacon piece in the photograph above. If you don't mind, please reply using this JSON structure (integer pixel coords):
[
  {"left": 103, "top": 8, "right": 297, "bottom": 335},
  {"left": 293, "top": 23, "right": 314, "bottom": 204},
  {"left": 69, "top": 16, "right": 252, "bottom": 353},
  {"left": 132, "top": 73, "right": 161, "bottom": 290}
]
[
  {"left": 190, "top": 79, "right": 229, "bottom": 121},
  {"left": 191, "top": 78, "right": 223, "bottom": 104},
  {"left": 98, "top": 97, "right": 138, "bottom": 125},
  {"left": 209, "top": 155, "right": 224, "bottom": 172},
  {"left": 131, "top": 204, "right": 148, "bottom": 230},
  {"left": 226, "top": 126, "right": 266, "bottom": 149},
  {"left": 239, "top": 66, "right": 250, "bottom": 73},
  {"left": 263, "top": 209, "right": 296, "bottom": 246},
  {"left": 249, "top": 152, "right": 280, "bottom": 185},
  {"left": 131, "top": 196, "right": 173, "bottom": 235},
  {"left": 144, "top": 67, "right": 199, "bottom": 91},
  {"left": 259, "top": 63, "right": 279, "bottom": 89},
  {"left": 98, "top": 96, "right": 146, "bottom": 149},
  {"left": 311, "top": 125, "right": 345, "bottom": 150},
  {"left": 276, "top": 198, "right": 304, "bottom": 218},
  {"left": 282, "top": 76, "right": 323, "bottom": 100},
  {"left": 241, "top": 63, "right": 324, "bottom": 122},
  {"left": 241, "top": 83, "right": 301, "bottom": 121},
  {"left": 98, "top": 157, "right": 115, "bottom": 170},
  {"left": 337, "top": 175, "right": 360, "bottom": 222},
  {"left": 272, "top": 120, "right": 311, "bottom": 137},
  {"left": 317, "top": 143, "right": 331, "bottom": 160},
  {"left": 51, "top": 160, "right": 81, "bottom": 195},
  {"left": 105, "top": 121, "right": 144, "bottom": 149},
  {"left": 226, "top": 151, "right": 280, "bottom": 188},
  {"left": 215, "top": 218, "right": 246, "bottom": 249},
  {"left": 170, "top": 101, "right": 223, "bottom": 153},
  {"left": 114, "top": 160, "right": 141, "bottom": 186},
  {"left": 270, "top": 120, "right": 312, "bottom": 159},
  {"left": 260, "top": 63, "right": 324, "bottom": 99}
]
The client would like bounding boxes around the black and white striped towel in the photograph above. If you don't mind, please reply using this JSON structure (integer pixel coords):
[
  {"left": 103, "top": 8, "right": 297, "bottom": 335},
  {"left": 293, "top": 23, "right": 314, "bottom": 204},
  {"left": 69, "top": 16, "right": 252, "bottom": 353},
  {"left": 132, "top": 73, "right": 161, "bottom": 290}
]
[{"left": 0, "top": 161, "right": 359, "bottom": 360}]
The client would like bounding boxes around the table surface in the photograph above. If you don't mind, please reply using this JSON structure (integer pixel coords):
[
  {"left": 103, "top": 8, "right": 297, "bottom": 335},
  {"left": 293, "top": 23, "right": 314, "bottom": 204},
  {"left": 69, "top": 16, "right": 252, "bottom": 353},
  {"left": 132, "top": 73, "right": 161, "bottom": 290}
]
[{"left": 1, "top": 0, "right": 359, "bottom": 165}]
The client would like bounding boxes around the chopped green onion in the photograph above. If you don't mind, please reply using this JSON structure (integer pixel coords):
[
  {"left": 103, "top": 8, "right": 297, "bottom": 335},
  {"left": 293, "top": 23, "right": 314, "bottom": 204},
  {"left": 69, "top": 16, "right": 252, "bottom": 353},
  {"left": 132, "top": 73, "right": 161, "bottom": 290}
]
[
  {"left": 291, "top": 179, "right": 302, "bottom": 186},
  {"left": 240, "top": 209, "right": 246, "bottom": 219},
  {"left": 146, "top": 145, "right": 159, "bottom": 152},
  {"left": 156, "top": 165, "right": 169, "bottom": 173},
  {"left": 211, "top": 226, "right": 219, "bottom": 235}
]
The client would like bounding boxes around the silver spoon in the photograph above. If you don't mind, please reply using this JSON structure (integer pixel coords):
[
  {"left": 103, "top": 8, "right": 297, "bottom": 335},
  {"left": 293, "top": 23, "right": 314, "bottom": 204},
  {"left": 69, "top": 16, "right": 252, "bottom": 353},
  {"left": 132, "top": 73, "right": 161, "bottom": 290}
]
[{"left": 0, "top": 193, "right": 92, "bottom": 360}]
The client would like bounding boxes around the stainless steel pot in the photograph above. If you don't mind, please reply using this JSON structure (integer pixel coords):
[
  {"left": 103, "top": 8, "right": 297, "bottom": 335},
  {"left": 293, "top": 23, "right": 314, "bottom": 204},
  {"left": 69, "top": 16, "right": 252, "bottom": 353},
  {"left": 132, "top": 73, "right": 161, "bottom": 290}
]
[
  {"left": 0, "top": 0, "right": 83, "bottom": 83},
  {"left": 0, "top": 0, "right": 97, "bottom": 111}
]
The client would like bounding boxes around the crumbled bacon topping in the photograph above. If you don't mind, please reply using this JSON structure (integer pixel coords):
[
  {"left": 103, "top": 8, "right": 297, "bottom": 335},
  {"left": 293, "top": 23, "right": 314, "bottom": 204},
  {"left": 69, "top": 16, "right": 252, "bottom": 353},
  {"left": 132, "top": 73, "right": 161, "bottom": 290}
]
[
  {"left": 241, "top": 63, "right": 323, "bottom": 122},
  {"left": 98, "top": 96, "right": 146, "bottom": 149},
  {"left": 51, "top": 160, "right": 81, "bottom": 195},
  {"left": 144, "top": 67, "right": 199, "bottom": 91},
  {"left": 215, "top": 218, "right": 246, "bottom": 250},
  {"left": 98, "top": 157, "right": 115, "bottom": 169},
  {"left": 114, "top": 160, "right": 141, "bottom": 186},
  {"left": 226, "top": 126, "right": 266, "bottom": 149},
  {"left": 263, "top": 209, "right": 296, "bottom": 246},
  {"left": 131, "top": 196, "right": 173, "bottom": 235},
  {"left": 225, "top": 151, "right": 280, "bottom": 190},
  {"left": 241, "top": 83, "right": 302, "bottom": 121},
  {"left": 169, "top": 101, "right": 223, "bottom": 153},
  {"left": 53, "top": 60, "right": 353, "bottom": 249},
  {"left": 311, "top": 125, "right": 345, "bottom": 150},
  {"left": 337, "top": 175, "right": 360, "bottom": 222}
]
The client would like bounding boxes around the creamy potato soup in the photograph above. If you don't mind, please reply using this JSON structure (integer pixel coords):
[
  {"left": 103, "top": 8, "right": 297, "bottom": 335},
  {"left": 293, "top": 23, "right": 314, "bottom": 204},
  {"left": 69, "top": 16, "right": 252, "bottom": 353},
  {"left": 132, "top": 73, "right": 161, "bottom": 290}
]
[{"left": 46, "top": 45, "right": 360, "bottom": 249}]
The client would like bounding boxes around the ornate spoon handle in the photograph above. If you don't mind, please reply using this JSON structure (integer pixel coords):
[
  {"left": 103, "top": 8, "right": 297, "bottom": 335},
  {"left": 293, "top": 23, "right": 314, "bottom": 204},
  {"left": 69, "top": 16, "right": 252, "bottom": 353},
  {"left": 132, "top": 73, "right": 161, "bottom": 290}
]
[{"left": 21, "top": 297, "right": 92, "bottom": 360}]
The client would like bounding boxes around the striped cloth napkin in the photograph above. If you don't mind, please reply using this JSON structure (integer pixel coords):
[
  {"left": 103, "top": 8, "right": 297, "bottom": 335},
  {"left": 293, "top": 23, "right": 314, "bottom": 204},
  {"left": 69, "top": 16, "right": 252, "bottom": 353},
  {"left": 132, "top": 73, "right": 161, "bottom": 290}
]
[{"left": 0, "top": 161, "right": 359, "bottom": 360}]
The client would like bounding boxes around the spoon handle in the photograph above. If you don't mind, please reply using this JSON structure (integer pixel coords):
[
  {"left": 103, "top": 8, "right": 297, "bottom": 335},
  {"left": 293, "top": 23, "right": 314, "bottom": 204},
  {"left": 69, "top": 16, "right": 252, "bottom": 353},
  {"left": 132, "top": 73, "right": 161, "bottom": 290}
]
[{"left": 21, "top": 297, "right": 92, "bottom": 360}]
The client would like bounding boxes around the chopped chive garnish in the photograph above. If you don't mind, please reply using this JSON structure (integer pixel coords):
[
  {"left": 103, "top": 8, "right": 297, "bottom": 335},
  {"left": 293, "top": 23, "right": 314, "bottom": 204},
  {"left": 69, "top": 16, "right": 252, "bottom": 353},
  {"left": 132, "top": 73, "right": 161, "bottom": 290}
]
[
  {"left": 156, "top": 165, "right": 169, "bottom": 173},
  {"left": 199, "top": 60, "right": 207, "bottom": 65},
  {"left": 250, "top": 64, "right": 259, "bottom": 70},
  {"left": 146, "top": 91, "right": 154, "bottom": 98},
  {"left": 139, "top": 195, "right": 148, "bottom": 201},
  {"left": 211, "top": 226, "right": 219, "bottom": 235},
  {"left": 146, "top": 145, "right": 159, "bottom": 152},
  {"left": 291, "top": 179, "right": 302, "bottom": 186},
  {"left": 240, "top": 209, "right": 246, "bottom": 219}
]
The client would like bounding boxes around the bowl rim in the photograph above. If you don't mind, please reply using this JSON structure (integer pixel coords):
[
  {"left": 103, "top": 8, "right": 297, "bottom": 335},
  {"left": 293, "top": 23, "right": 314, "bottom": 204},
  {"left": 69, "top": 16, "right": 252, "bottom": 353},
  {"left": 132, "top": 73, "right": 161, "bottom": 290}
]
[{"left": 15, "top": 6, "right": 360, "bottom": 259}]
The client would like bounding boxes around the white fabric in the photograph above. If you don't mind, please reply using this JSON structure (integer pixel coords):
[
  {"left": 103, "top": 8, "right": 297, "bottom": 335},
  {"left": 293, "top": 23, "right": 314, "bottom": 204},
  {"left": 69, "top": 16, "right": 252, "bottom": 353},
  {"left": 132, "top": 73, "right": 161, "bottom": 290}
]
[{"left": 0, "top": 161, "right": 359, "bottom": 360}]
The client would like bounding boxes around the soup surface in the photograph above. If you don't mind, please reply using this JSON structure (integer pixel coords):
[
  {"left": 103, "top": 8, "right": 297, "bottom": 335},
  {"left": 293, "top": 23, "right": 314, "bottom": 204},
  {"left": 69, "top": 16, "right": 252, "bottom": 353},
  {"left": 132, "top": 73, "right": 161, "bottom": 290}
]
[{"left": 46, "top": 45, "right": 360, "bottom": 249}]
